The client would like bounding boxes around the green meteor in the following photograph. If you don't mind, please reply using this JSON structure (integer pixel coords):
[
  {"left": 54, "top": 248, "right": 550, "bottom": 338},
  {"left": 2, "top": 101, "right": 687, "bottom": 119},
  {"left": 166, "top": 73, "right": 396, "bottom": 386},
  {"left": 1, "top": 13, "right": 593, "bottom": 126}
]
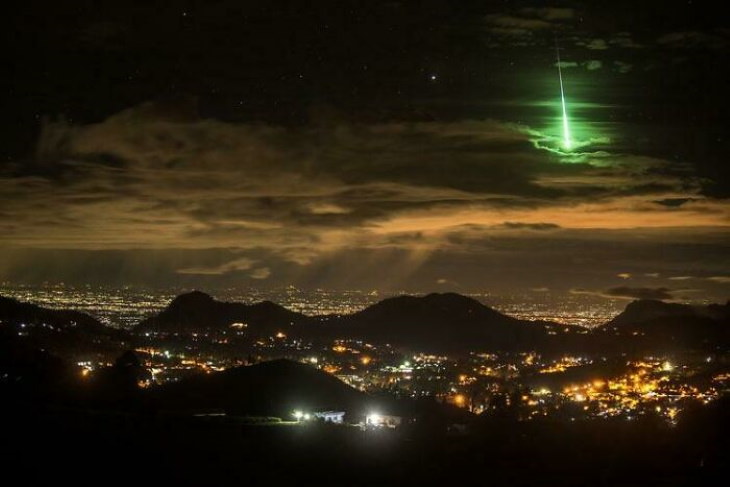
[{"left": 555, "top": 39, "right": 572, "bottom": 150}]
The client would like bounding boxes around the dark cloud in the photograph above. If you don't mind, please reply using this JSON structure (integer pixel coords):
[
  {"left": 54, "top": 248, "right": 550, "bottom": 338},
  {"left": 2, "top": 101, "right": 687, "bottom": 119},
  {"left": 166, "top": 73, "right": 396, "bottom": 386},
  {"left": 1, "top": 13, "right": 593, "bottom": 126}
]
[
  {"left": 605, "top": 286, "right": 674, "bottom": 300},
  {"left": 498, "top": 222, "right": 560, "bottom": 231},
  {"left": 177, "top": 257, "right": 256, "bottom": 276},
  {"left": 585, "top": 39, "right": 609, "bottom": 50},
  {"left": 656, "top": 30, "right": 730, "bottom": 49},
  {"left": 612, "top": 61, "right": 633, "bottom": 73},
  {"left": 572, "top": 286, "right": 675, "bottom": 301},
  {"left": 485, "top": 14, "right": 552, "bottom": 33},
  {"left": 483, "top": 7, "right": 576, "bottom": 45},
  {"left": 485, "top": 7, "right": 574, "bottom": 33},
  {"left": 654, "top": 198, "right": 696, "bottom": 207},
  {"left": 608, "top": 32, "right": 644, "bottom": 49},
  {"left": 519, "top": 8, "right": 575, "bottom": 22}
]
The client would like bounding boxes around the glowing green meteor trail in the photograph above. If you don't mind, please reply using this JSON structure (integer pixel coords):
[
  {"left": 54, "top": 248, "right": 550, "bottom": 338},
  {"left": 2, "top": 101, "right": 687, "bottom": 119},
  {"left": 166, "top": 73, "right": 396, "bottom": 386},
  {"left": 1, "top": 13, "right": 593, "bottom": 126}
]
[{"left": 555, "top": 39, "right": 572, "bottom": 150}]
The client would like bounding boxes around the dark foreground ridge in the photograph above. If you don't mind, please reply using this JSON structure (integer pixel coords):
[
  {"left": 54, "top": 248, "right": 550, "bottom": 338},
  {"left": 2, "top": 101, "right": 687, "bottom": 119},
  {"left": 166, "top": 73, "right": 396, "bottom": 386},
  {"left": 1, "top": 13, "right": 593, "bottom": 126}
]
[
  {"left": 1, "top": 348, "right": 728, "bottom": 486},
  {"left": 3, "top": 391, "right": 728, "bottom": 486}
]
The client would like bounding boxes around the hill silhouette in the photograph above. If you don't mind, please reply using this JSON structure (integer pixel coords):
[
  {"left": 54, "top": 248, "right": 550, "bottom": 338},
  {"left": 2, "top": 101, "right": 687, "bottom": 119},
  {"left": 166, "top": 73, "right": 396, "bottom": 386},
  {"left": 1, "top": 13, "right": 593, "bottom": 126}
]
[
  {"left": 598, "top": 299, "right": 730, "bottom": 351},
  {"left": 333, "top": 292, "right": 572, "bottom": 352},
  {"left": 149, "top": 358, "right": 365, "bottom": 417},
  {"left": 0, "top": 295, "right": 128, "bottom": 356},
  {"left": 136, "top": 291, "right": 585, "bottom": 352},
  {"left": 136, "top": 290, "right": 310, "bottom": 335},
  {"left": 134, "top": 291, "right": 729, "bottom": 353}
]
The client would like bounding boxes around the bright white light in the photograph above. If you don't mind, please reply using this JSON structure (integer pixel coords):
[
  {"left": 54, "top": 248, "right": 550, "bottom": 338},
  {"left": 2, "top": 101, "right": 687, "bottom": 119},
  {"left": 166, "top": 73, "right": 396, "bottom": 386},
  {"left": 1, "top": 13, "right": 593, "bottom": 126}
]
[
  {"left": 303, "top": 413, "right": 311, "bottom": 421},
  {"left": 293, "top": 410, "right": 303, "bottom": 420},
  {"left": 366, "top": 413, "right": 382, "bottom": 425}
]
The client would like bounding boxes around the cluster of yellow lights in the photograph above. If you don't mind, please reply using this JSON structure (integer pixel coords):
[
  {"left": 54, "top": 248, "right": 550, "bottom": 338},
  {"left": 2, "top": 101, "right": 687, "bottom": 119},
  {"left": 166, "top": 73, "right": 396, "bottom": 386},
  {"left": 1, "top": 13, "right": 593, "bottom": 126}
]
[
  {"left": 413, "top": 353, "right": 448, "bottom": 363},
  {"left": 563, "top": 369, "right": 660, "bottom": 401},
  {"left": 713, "top": 372, "right": 730, "bottom": 382},
  {"left": 522, "top": 353, "right": 538, "bottom": 366},
  {"left": 322, "top": 364, "right": 340, "bottom": 374},
  {"left": 541, "top": 361, "right": 719, "bottom": 422},
  {"left": 458, "top": 374, "right": 476, "bottom": 385},
  {"left": 539, "top": 356, "right": 584, "bottom": 374},
  {"left": 477, "top": 366, "right": 498, "bottom": 377}
]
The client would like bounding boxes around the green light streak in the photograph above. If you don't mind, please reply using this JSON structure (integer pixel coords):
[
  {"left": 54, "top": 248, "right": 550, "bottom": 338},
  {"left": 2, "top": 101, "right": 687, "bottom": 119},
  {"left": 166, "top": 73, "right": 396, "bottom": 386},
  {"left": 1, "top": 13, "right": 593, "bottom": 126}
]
[{"left": 556, "top": 43, "right": 572, "bottom": 150}]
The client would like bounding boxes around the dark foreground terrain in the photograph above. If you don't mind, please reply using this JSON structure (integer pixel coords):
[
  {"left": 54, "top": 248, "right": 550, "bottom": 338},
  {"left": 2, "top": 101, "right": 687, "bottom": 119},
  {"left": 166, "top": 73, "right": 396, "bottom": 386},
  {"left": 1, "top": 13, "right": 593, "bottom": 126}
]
[{"left": 3, "top": 401, "right": 727, "bottom": 487}]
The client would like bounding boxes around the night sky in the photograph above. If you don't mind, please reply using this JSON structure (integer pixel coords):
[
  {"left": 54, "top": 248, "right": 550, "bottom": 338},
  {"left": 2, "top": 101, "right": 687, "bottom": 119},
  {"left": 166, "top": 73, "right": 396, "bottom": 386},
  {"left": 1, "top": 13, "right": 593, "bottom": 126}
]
[{"left": 2, "top": 1, "right": 729, "bottom": 300}]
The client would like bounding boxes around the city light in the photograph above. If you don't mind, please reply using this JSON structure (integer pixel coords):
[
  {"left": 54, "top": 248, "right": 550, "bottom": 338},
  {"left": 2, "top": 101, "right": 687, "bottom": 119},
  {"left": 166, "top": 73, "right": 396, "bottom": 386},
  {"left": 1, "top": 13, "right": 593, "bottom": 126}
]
[
  {"left": 2, "top": 284, "right": 724, "bottom": 428},
  {"left": 453, "top": 394, "right": 466, "bottom": 407}
]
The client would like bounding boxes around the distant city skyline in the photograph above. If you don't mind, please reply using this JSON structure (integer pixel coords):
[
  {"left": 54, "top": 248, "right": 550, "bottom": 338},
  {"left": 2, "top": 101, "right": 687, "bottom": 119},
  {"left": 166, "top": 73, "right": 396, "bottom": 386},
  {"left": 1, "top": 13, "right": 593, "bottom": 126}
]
[{"left": 0, "top": 282, "right": 629, "bottom": 330}]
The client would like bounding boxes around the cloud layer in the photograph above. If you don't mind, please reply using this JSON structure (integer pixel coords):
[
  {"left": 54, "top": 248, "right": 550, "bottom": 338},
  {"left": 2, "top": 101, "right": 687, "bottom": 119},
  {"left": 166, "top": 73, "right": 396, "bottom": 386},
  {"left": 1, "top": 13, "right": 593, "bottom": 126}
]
[
  {"left": 5, "top": 102, "right": 726, "bottom": 251},
  {"left": 0, "top": 98, "right": 728, "bottom": 291}
]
